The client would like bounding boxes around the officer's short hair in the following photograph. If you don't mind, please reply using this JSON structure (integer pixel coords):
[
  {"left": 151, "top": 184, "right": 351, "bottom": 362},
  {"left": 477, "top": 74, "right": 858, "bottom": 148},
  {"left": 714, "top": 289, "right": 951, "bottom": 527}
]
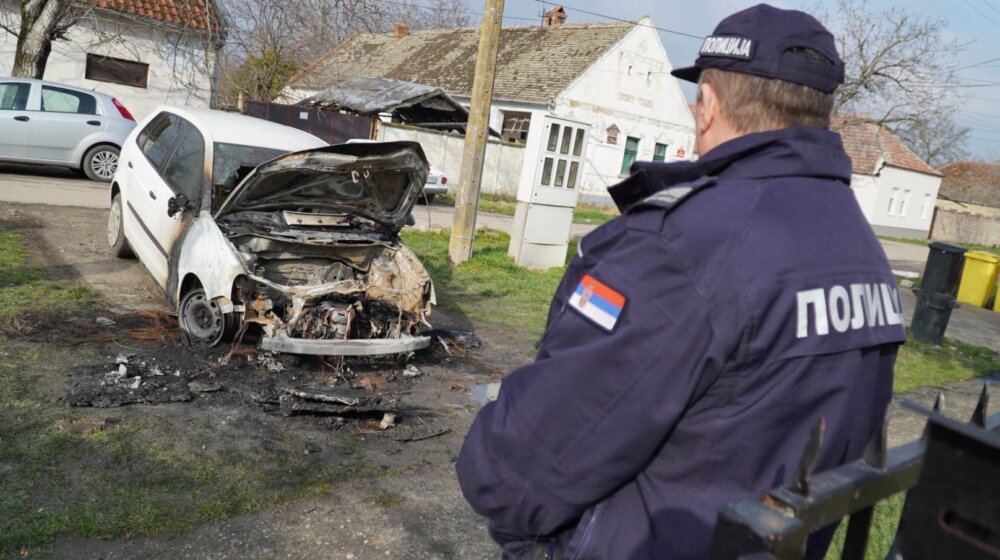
[{"left": 699, "top": 67, "right": 835, "bottom": 133}]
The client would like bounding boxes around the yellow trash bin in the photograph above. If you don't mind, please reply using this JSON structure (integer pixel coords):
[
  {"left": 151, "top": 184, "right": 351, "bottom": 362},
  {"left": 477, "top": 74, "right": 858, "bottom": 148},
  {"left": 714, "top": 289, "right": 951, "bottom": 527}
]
[{"left": 956, "top": 251, "right": 1000, "bottom": 308}]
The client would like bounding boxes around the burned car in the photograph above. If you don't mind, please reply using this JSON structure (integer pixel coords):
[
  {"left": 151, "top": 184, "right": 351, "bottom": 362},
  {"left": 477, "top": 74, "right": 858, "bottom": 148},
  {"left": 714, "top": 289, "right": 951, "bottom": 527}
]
[{"left": 108, "top": 107, "right": 435, "bottom": 355}]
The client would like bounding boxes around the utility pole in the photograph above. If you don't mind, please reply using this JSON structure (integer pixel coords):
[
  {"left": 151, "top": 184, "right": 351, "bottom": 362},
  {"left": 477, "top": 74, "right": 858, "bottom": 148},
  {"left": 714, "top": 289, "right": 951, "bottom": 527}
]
[{"left": 449, "top": 0, "right": 504, "bottom": 264}]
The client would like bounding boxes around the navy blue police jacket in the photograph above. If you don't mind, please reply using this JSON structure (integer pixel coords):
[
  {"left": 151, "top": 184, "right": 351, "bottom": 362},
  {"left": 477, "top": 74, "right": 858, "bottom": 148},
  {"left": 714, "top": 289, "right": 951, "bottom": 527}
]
[{"left": 456, "top": 126, "right": 906, "bottom": 559}]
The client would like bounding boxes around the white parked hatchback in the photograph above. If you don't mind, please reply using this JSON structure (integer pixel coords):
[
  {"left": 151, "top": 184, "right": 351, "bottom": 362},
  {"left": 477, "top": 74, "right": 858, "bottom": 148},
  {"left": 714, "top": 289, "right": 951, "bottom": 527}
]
[
  {"left": 0, "top": 77, "right": 137, "bottom": 181},
  {"left": 108, "top": 106, "right": 436, "bottom": 355}
]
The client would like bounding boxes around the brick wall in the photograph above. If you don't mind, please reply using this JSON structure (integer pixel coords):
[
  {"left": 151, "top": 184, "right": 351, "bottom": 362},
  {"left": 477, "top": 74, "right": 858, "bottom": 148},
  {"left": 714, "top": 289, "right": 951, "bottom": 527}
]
[{"left": 930, "top": 208, "right": 1000, "bottom": 247}]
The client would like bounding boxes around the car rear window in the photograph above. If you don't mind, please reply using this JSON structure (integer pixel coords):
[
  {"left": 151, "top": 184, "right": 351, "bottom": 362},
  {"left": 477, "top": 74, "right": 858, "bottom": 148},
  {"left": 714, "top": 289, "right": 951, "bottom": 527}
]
[{"left": 41, "top": 85, "right": 97, "bottom": 114}]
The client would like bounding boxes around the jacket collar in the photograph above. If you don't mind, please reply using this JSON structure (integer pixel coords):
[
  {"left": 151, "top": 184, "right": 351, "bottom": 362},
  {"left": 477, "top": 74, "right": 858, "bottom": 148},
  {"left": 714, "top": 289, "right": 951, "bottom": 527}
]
[{"left": 609, "top": 127, "right": 852, "bottom": 210}]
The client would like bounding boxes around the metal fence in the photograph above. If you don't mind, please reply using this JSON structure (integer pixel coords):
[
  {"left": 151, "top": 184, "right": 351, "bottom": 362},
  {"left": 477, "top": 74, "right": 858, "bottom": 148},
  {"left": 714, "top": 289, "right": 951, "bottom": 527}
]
[
  {"left": 242, "top": 101, "right": 375, "bottom": 144},
  {"left": 710, "top": 386, "right": 1000, "bottom": 560}
]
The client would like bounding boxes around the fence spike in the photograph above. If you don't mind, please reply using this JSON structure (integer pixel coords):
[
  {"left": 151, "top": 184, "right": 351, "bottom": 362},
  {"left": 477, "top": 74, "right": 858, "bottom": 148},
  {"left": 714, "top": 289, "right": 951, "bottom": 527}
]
[
  {"left": 971, "top": 383, "right": 990, "bottom": 429},
  {"left": 863, "top": 411, "right": 889, "bottom": 469},
  {"left": 922, "top": 393, "right": 947, "bottom": 440},
  {"left": 791, "top": 418, "right": 825, "bottom": 496}
]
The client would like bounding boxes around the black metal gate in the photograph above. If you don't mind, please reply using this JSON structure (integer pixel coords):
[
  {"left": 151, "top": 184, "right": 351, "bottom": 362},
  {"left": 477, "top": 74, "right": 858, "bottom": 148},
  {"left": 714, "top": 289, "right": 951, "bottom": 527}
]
[
  {"left": 710, "top": 386, "right": 1000, "bottom": 560},
  {"left": 242, "top": 101, "right": 375, "bottom": 145}
]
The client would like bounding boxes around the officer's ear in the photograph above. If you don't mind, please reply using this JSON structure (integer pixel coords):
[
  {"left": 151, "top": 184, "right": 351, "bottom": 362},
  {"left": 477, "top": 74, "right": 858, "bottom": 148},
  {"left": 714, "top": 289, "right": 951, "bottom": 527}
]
[{"left": 696, "top": 82, "right": 718, "bottom": 136}]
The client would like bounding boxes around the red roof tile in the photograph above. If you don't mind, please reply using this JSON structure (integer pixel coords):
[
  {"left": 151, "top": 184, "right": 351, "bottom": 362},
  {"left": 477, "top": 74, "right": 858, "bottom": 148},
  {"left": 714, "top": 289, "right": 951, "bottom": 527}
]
[
  {"left": 836, "top": 120, "right": 940, "bottom": 177},
  {"left": 938, "top": 161, "right": 1000, "bottom": 208},
  {"left": 86, "top": 0, "right": 222, "bottom": 33}
]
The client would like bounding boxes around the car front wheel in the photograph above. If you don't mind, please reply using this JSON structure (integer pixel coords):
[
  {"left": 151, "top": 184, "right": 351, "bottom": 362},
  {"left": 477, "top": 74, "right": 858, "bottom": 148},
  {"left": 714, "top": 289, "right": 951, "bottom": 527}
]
[
  {"left": 108, "top": 193, "right": 133, "bottom": 258},
  {"left": 83, "top": 145, "right": 120, "bottom": 182},
  {"left": 179, "top": 288, "right": 235, "bottom": 348}
]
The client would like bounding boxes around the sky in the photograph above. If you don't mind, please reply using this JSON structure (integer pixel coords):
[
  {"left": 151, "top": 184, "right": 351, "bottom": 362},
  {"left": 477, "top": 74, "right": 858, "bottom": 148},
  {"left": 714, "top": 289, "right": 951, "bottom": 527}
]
[{"left": 458, "top": 0, "right": 1000, "bottom": 162}]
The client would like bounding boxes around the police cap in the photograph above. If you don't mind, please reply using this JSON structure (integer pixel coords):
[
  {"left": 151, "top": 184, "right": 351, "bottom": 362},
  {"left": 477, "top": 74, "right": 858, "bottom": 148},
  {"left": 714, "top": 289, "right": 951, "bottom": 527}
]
[{"left": 671, "top": 3, "right": 845, "bottom": 93}]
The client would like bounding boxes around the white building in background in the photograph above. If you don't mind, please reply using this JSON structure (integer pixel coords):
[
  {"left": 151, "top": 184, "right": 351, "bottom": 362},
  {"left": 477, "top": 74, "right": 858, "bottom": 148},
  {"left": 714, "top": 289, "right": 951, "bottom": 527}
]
[
  {"left": 282, "top": 7, "right": 695, "bottom": 204},
  {"left": 0, "top": 0, "right": 224, "bottom": 121},
  {"left": 839, "top": 121, "right": 942, "bottom": 239}
]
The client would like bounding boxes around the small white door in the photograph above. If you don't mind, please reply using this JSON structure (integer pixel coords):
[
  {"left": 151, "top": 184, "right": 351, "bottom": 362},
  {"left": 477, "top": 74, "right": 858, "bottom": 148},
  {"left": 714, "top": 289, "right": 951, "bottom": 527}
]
[{"left": 532, "top": 116, "right": 590, "bottom": 207}]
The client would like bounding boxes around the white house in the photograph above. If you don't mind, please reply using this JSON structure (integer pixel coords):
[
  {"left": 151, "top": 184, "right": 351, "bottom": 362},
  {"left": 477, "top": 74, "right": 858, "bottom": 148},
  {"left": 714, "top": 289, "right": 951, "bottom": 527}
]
[
  {"left": 0, "top": 0, "right": 225, "bottom": 120},
  {"left": 281, "top": 8, "right": 695, "bottom": 204},
  {"left": 839, "top": 121, "right": 942, "bottom": 239}
]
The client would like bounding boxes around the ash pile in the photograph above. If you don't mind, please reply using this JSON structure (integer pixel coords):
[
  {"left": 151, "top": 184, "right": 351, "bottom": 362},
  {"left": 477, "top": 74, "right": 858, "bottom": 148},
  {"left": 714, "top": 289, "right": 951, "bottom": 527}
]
[{"left": 67, "top": 355, "right": 191, "bottom": 407}]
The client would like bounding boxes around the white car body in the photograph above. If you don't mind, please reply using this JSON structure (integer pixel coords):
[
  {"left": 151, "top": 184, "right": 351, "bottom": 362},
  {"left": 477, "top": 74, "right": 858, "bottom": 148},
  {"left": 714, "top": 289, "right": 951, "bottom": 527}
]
[
  {"left": 110, "top": 106, "right": 436, "bottom": 355},
  {"left": 0, "top": 77, "right": 137, "bottom": 181}
]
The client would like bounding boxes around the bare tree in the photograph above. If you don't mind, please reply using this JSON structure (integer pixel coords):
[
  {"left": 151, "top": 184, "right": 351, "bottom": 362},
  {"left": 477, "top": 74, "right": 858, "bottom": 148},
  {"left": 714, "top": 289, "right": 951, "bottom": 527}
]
[
  {"left": 218, "top": 0, "right": 470, "bottom": 104},
  {"left": 893, "top": 113, "right": 972, "bottom": 168},
  {"left": 4, "top": 0, "right": 74, "bottom": 77},
  {"left": 816, "top": 0, "right": 971, "bottom": 165}
]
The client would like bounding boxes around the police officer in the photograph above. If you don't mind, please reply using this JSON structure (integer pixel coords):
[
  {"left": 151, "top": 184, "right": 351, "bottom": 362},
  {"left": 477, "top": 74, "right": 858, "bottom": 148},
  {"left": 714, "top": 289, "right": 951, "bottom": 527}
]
[{"left": 456, "top": 4, "right": 906, "bottom": 559}]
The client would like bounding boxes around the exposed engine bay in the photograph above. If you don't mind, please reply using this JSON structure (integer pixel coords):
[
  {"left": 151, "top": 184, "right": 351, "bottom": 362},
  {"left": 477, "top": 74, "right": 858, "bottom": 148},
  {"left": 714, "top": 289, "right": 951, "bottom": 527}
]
[{"left": 223, "top": 214, "right": 434, "bottom": 348}]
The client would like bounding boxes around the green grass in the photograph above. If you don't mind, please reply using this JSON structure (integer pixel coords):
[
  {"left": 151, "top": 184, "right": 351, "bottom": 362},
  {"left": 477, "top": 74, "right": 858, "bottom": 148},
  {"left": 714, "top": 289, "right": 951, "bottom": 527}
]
[
  {"left": 824, "top": 494, "right": 905, "bottom": 560},
  {"left": 402, "top": 228, "right": 573, "bottom": 340},
  {"left": 879, "top": 235, "right": 1000, "bottom": 256},
  {"left": 895, "top": 331, "right": 1000, "bottom": 392},
  {"left": 0, "top": 225, "right": 93, "bottom": 323},
  {"left": 438, "top": 194, "right": 619, "bottom": 226}
]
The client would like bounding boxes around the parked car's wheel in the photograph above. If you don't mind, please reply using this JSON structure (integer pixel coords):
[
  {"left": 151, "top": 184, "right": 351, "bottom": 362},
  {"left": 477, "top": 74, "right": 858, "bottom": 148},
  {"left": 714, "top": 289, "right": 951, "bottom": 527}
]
[
  {"left": 108, "top": 193, "right": 133, "bottom": 258},
  {"left": 179, "top": 288, "right": 235, "bottom": 348},
  {"left": 421, "top": 193, "right": 436, "bottom": 204},
  {"left": 83, "top": 144, "right": 120, "bottom": 182}
]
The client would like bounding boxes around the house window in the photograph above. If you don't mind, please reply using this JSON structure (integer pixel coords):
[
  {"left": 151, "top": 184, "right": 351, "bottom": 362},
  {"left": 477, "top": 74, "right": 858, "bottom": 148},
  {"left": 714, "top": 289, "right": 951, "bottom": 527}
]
[
  {"left": 920, "top": 194, "right": 933, "bottom": 220},
  {"left": 621, "top": 136, "right": 639, "bottom": 175},
  {"left": 653, "top": 142, "right": 668, "bottom": 162},
  {"left": 899, "top": 189, "right": 911, "bottom": 217},
  {"left": 500, "top": 111, "right": 531, "bottom": 144},
  {"left": 606, "top": 124, "right": 620, "bottom": 145},
  {"left": 887, "top": 188, "right": 899, "bottom": 215},
  {"left": 86, "top": 54, "right": 149, "bottom": 88}
]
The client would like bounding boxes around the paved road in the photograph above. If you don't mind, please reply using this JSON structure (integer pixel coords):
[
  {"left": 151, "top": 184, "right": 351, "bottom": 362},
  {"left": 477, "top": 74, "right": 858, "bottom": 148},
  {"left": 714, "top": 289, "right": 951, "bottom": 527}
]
[{"left": 3, "top": 166, "right": 998, "bottom": 351}]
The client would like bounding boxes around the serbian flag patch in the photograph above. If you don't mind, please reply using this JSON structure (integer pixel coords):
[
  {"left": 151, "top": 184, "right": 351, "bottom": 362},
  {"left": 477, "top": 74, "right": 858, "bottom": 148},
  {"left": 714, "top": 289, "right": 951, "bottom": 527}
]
[{"left": 569, "top": 274, "right": 626, "bottom": 332}]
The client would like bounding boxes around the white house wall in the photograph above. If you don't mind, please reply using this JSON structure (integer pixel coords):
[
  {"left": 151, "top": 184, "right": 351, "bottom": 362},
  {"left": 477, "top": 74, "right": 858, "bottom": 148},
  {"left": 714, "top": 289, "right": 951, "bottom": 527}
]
[
  {"left": 1, "top": 14, "right": 216, "bottom": 121},
  {"left": 378, "top": 122, "right": 525, "bottom": 198},
  {"left": 859, "top": 166, "right": 942, "bottom": 238},
  {"left": 849, "top": 173, "right": 879, "bottom": 222},
  {"left": 554, "top": 17, "right": 695, "bottom": 202}
]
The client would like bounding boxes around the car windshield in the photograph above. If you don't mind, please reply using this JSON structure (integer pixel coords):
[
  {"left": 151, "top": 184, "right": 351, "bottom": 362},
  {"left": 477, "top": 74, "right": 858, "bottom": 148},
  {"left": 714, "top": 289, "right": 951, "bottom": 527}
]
[{"left": 212, "top": 143, "right": 288, "bottom": 210}]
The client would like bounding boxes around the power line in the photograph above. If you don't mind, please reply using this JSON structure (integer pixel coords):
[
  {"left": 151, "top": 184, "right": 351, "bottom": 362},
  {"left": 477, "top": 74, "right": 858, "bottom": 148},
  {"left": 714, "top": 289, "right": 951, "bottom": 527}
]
[
  {"left": 954, "top": 56, "right": 1000, "bottom": 71},
  {"left": 980, "top": 0, "right": 1000, "bottom": 17},
  {"left": 962, "top": 0, "right": 1000, "bottom": 30},
  {"left": 534, "top": 0, "right": 705, "bottom": 40}
]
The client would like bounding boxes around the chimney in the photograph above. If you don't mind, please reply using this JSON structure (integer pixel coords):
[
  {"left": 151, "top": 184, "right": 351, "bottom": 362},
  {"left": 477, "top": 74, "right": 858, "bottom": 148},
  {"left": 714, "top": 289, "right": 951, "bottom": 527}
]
[
  {"left": 543, "top": 6, "right": 567, "bottom": 27},
  {"left": 394, "top": 23, "right": 409, "bottom": 40}
]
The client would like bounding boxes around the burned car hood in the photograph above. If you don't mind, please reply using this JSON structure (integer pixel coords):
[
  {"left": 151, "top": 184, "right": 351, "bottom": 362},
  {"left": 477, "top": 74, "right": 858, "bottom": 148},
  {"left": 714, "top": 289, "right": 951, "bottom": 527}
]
[{"left": 215, "top": 141, "right": 428, "bottom": 231}]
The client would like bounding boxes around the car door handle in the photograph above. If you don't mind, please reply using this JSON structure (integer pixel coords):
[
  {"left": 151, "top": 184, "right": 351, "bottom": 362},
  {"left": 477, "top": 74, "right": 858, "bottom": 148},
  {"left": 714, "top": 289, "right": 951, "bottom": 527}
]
[
  {"left": 86, "top": 120, "right": 101, "bottom": 126},
  {"left": 13, "top": 116, "right": 28, "bottom": 122},
  {"left": 149, "top": 191, "right": 157, "bottom": 200}
]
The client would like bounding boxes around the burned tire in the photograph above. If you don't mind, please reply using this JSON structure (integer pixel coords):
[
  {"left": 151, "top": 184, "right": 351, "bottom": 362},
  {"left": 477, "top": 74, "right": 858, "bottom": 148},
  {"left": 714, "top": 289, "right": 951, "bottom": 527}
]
[
  {"left": 83, "top": 145, "right": 119, "bottom": 182},
  {"left": 179, "top": 288, "right": 235, "bottom": 348},
  {"left": 108, "top": 193, "right": 133, "bottom": 259}
]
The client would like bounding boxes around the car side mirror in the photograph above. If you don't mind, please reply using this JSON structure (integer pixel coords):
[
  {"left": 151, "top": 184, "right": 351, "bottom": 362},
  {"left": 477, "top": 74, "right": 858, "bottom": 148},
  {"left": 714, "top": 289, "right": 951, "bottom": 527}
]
[{"left": 167, "top": 193, "right": 195, "bottom": 217}]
